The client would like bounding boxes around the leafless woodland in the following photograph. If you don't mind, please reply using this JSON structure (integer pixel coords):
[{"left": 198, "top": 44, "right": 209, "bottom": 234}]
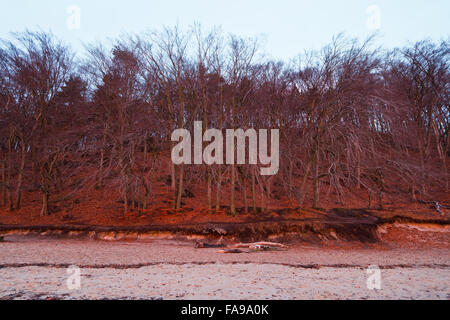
[{"left": 0, "top": 28, "right": 448, "bottom": 217}]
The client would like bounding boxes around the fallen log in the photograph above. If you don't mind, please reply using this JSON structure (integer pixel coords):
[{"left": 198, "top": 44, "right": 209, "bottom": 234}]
[
  {"left": 195, "top": 241, "right": 226, "bottom": 249},
  {"left": 231, "top": 241, "right": 288, "bottom": 249},
  {"left": 217, "top": 249, "right": 245, "bottom": 254},
  {"left": 248, "top": 245, "right": 286, "bottom": 252},
  {"left": 215, "top": 241, "right": 288, "bottom": 253},
  {"left": 194, "top": 238, "right": 289, "bottom": 253}
]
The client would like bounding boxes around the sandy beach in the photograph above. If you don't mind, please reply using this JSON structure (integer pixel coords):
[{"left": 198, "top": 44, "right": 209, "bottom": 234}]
[{"left": 0, "top": 237, "right": 448, "bottom": 300}]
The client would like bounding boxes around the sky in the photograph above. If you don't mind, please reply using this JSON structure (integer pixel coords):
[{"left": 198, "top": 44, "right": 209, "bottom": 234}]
[{"left": 0, "top": 0, "right": 448, "bottom": 61}]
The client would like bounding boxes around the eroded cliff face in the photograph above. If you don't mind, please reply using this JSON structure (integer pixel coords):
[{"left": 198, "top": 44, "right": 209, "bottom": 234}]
[{"left": 0, "top": 208, "right": 448, "bottom": 246}]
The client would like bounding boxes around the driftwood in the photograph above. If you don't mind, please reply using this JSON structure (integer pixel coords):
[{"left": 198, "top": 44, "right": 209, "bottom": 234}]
[
  {"left": 217, "top": 249, "right": 245, "bottom": 254},
  {"left": 231, "top": 242, "right": 288, "bottom": 249},
  {"left": 196, "top": 240, "right": 288, "bottom": 253},
  {"left": 195, "top": 241, "right": 226, "bottom": 249}
]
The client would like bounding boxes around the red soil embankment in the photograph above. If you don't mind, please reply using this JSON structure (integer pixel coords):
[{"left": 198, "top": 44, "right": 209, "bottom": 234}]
[{"left": 1, "top": 208, "right": 448, "bottom": 246}]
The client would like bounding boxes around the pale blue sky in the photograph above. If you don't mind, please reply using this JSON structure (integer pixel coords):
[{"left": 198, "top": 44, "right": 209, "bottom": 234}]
[{"left": 0, "top": 0, "right": 448, "bottom": 60}]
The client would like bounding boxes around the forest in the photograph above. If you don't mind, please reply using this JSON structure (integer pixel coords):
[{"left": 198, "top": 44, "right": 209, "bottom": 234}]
[{"left": 0, "top": 27, "right": 448, "bottom": 219}]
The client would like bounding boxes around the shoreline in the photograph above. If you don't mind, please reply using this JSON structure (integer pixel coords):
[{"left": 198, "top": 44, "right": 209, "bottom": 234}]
[{"left": 0, "top": 238, "right": 448, "bottom": 300}]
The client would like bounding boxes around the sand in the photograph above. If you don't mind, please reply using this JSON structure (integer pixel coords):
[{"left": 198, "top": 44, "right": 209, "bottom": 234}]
[{"left": 0, "top": 237, "right": 448, "bottom": 300}]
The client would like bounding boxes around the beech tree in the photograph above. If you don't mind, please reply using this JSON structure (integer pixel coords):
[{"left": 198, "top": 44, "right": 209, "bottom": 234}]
[
  {"left": 0, "top": 28, "right": 448, "bottom": 217},
  {"left": 0, "top": 31, "right": 73, "bottom": 214}
]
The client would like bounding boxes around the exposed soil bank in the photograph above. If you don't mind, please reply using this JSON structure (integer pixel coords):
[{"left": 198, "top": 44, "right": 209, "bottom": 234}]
[
  {"left": 0, "top": 220, "right": 379, "bottom": 243},
  {"left": 0, "top": 208, "right": 448, "bottom": 244}
]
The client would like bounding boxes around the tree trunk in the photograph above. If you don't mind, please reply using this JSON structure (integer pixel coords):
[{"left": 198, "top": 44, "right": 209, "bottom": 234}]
[
  {"left": 143, "top": 182, "right": 149, "bottom": 210},
  {"left": 207, "top": 169, "right": 212, "bottom": 210},
  {"left": 143, "top": 132, "right": 148, "bottom": 163},
  {"left": 288, "top": 160, "right": 293, "bottom": 191},
  {"left": 15, "top": 137, "right": 26, "bottom": 209},
  {"left": 313, "top": 148, "right": 320, "bottom": 209},
  {"left": 356, "top": 146, "right": 361, "bottom": 189},
  {"left": 31, "top": 144, "right": 38, "bottom": 186},
  {"left": 251, "top": 168, "right": 256, "bottom": 213},
  {"left": 40, "top": 167, "right": 50, "bottom": 217},
  {"left": 266, "top": 176, "right": 273, "bottom": 212},
  {"left": 98, "top": 124, "right": 107, "bottom": 188},
  {"left": 170, "top": 161, "right": 176, "bottom": 191},
  {"left": 298, "top": 151, "right": 315, "bottom": 206},
  {"left": 132, "top": 187, "right": 137, "bottom": 211},
  {"left": 237, "top": 168, "right": 248, "bottom": 214},
  {"left": 242, "top": 171, "right": 248, "bottom": 214},
  {"left": 40, "top": 191, "right": 49, "bottom": 217},
  {"left": 259, "top": 177, "right": 265, "bottom": 213},
  {"left": 7, "top": 129, "right": 13, "bottom": 211},
  {"left": 175, "top": 164, "right": 184, "bottom": 209},
  {"left": 377, "top": 192, "right": 383, "bottom": 210},
  {"left": 230, "top": 165, "right": 236, "bottom": 216},
  {"left": 123, "top": 187, "right": 129, "bottom": 214},
  {"left": 216, "top": 167, "right": 222, "bottom": 212},
  {"left": 1, "top": 160, "right": 5, "bottom": 207}
]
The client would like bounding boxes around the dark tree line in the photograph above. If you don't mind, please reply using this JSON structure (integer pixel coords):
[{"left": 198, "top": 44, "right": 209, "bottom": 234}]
[{"left": 0, "top": 28, "right": 448, "bottom": 216}]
